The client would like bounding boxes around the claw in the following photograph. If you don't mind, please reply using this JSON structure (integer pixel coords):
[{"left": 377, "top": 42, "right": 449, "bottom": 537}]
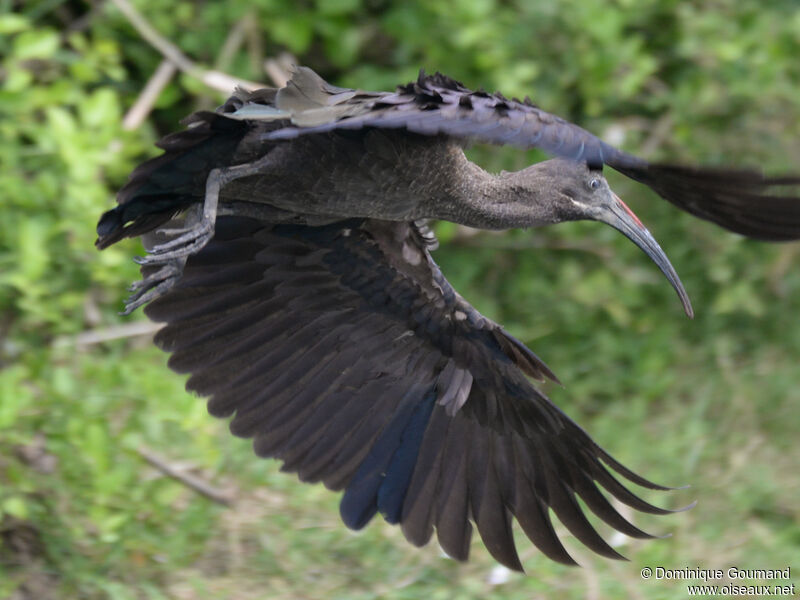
[
  {"left": 122, "top": 260, "right": 185, "bottom": 313},
  {"left": 123, "top": 282, "right": 172, "bottom": 315},
  {"left": 119, "top": 162, "right": 272, "bottom": 312},
  {"left": 134, "top": 263, "right": 181, "bottom": 289},
  {"left": 136, "top": 234, "right": 214, "bottom": 265},
  {"left": 151, "top": 221, "right": 214, "bottom": 254},
  {"left": 139, "top": 167, "right": 220, "bottom": 264}
]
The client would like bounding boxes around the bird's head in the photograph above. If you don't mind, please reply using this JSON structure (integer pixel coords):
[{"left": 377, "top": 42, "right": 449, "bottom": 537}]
[{"left": 515, "top": 158, "right": 693, "bottom": 317}]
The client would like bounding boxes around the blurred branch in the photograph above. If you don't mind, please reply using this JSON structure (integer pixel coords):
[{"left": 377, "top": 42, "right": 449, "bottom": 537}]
[
  {"left": 53, "top": 320, "right": 164, "bottom": 348},
  {"left": 215, "top": 12, "right": 250, "bottom": 73},
  {"left": 137, "top": 446, "right": 235, "bottom": 506},
  {"left": 264, "top": 52, "right": 297, "bottom": 87},
  {"left": 122, "top": 59, "right": 176, "bottom": 130},
  {"left": 108, "top": 0, "right": 262, "bottom": 93},
  {"left": 244, "top": 12, "right": 265, "bottom": 76}
]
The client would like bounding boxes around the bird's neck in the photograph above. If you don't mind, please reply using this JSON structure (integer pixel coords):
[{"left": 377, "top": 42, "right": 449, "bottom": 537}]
[{"left": 428, "top": 158, "right": 559, "bottom": 230}]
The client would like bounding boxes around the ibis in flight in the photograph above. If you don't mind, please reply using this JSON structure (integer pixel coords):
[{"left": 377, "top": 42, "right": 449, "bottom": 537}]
[{"left": 96, "top": 67, "right": 800, "bottom": 570}]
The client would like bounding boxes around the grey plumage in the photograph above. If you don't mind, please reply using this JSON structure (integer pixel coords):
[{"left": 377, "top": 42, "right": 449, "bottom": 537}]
[{"left": 96, "top": 66, "right": 800, "bottom": 571}]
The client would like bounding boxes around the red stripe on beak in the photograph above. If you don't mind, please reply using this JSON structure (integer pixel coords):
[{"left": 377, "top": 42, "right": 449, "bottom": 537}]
[{"left": 614, "top": 192, "right": 644, "bottom": 229}]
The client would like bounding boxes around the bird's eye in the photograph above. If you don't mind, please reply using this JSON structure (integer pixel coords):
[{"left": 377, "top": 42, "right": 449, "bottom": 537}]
[{"left": 589, "top": 178, "right": 601, "bottom": 190}]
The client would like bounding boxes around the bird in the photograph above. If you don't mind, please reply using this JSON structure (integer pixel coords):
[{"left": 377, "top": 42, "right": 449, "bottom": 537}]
[{"left": 96, "top": 66, "right": 800, "bottom": 571}]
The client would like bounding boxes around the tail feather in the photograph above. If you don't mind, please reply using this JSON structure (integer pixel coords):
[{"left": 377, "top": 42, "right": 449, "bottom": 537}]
[
  {"left": 95, "top": 196, "right": 194, "bottom": 249},
  {"left": 95, "top": 105, "right": 269, "bottom": 249}
]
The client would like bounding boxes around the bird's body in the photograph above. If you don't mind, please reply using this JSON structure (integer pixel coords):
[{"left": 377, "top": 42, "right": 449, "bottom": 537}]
[
  {"left": 219, "top": 132, "right": 604, "bottom": 229},
  {"left": 97, "top": 67, "right": 800, "bottom": 571},
  {"left": 223, "top": 131, "right": 486, "bottom": 225}
]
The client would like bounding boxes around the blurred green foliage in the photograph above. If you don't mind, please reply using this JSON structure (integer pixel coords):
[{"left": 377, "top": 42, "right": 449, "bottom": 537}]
[{"left": 1, "top": 0, "right": 799, "bottom": 598}]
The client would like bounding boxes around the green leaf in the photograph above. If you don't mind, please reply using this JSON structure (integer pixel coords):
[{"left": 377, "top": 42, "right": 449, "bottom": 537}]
[
  {"left": 0, "top": 366, "right": 33, "bottom": 429},
  {"left": 271, "top": 15, "right": 314, "bottom": 53},
  {"left": 315, "top": 0, "right": 360, "bottom": 16},
  {"left": 12, "top": 28, "right": 60, "bottom": 59},
  {"left": 80, "top": 88, "right": 122, "bottom": 129},
  {"left": 1, "top": 496, "right": 29, "bottom": 520},
  {"left": 0, "top": 13, "right": 30, "bottom": 34}
]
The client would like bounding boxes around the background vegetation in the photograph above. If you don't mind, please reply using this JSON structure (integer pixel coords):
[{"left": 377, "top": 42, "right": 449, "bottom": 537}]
[{"left": 2, "top": 0, "right": 799, "bottom": 598}]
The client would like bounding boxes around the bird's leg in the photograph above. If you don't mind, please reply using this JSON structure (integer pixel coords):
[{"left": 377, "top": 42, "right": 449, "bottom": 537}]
[
  {"left": 138, "top": 153, "right": 276, "bottom": 265},
  {"left": 136, "top": 168, "right": 223, "bottom": 264},
  {"left": 123, "top": 258, "right": 185, "bottom": 314},
  {"left": 123, "top": 155, "right": 281, "bottom": 312},
  {"left": 123, "top": 212, "right": 202, "bottom": 312}
]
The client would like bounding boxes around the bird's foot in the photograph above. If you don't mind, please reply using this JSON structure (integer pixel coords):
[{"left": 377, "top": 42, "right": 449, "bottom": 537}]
[
  {"left": 122, "top": 260, "right": 184, "bottom": 314},
  {"left": 136, "top": 218, "right": 215, "bottom": 265},
  {"left": 138, "top": 164, "right": 223, "bottom": 266},
  {"left": 151, "top": 216, "right": 215, "bottom": 252}
]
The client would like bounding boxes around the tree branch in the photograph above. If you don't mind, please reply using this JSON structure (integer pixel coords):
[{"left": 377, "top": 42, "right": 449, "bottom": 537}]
[
  {"left": 137, "top": 446, "right": 235, "bottom": 506},
  {"left": 122, "top": 59, "right": 177, "bottom": 130},
  {"left": 108, "top": 0, "right": 263, "bottom": 93}
]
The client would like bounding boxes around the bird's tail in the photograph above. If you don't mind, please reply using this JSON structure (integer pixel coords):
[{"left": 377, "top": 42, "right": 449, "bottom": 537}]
[
  {"left": 95, "top": 196, "right": 195, "bottom": 249},
  {"left": 95, "top": 108, "right": 260, "bottom": 249}
]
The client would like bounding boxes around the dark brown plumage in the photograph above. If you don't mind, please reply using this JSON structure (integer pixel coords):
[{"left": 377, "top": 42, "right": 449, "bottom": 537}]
[{"left": 96, "top": 67, "right": 800, "bottom": 571}]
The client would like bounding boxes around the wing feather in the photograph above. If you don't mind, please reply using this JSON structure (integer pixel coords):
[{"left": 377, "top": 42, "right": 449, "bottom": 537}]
[
  {"left": 228, "top": 68, "right": 800, "bottom": 241},
  {"left": 468, "top": 425, "right": 523, "bottom": 570},
  {"left": 434, "top": 418, "right": 473, "bottom": 562},
  {"left": 140, "top": 215, "right": 681, "bottom": 570}
]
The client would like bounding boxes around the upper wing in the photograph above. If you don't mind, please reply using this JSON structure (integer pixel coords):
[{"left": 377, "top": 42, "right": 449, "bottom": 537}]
[
  {"left": 229, "top": 67, "right": 631, "bottom": 168},
  {"left": 226, "top": 67, "right": 800, "bottom": 241},
  {"left": 143, "top": 215, "right": 680, "bottom": 570}
]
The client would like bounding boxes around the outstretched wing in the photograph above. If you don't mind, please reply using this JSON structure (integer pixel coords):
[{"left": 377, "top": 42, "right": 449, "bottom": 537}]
[
  {"left": 230, "top": 67, "right": 631, "bottom": 168},
  {"left": 227, "top": 67, "right": 800, "bottom": 241},
  {"left": 143, "top": 215, "right": 680, "bottom": 570}
]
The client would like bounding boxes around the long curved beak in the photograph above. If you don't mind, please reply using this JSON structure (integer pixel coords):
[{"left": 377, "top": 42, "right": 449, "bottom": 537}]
[{"left": 598, "top": 193, "right": 694, "bottom": 318}]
